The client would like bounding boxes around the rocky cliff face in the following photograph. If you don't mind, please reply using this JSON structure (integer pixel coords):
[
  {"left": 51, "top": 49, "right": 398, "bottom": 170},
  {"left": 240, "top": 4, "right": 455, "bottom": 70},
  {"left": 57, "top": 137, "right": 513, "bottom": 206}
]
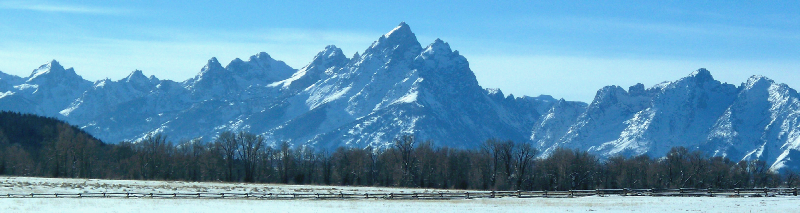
[{"left": 529, "top": 69, "right": 800, "bottom": 171}]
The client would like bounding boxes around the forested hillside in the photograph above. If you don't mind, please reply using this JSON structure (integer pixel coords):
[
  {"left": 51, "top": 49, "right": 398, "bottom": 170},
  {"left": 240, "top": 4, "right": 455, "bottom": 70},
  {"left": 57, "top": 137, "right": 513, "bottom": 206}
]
[{"left": 0, "top": 111, "right": 104, "bottom": 177}]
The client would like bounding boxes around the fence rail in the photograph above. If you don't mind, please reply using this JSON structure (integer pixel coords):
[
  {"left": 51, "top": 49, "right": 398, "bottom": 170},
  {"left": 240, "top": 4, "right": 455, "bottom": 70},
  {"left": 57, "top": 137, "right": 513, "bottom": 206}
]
[{"left": 1, "top": 188, "right": 797, "bottom": 200}]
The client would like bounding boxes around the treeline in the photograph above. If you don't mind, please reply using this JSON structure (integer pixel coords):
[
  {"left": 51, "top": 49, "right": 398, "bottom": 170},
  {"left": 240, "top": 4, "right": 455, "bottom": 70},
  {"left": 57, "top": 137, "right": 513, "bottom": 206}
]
[{"left": 0, "top": 111, "right": 798, "bottom": 190}]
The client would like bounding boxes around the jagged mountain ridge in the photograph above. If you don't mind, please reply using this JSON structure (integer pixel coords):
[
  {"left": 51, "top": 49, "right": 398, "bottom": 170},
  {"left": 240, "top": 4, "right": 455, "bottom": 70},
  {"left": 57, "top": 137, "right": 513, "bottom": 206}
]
[
  {"left": 1, "top": 23, "right": 799, "bottom": 171},
  {"left": 531, "top": 69, "right": 800, "bottom": 171},
  {"left": 0, "top": 23, "right": 542, "bottom": 151}
]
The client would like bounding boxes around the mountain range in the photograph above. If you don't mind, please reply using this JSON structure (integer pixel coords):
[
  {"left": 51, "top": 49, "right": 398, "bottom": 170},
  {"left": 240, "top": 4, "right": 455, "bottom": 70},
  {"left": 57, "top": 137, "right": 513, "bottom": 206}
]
[{"left": 1, "top": 23, "right": 798, "bottom": 171}]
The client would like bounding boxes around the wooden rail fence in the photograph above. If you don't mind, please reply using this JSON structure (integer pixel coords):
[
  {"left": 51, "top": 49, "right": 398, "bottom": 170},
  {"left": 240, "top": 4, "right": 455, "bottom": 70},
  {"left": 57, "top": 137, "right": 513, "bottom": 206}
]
[{"left": 1, "top": 188, "right": 797, "bottom": 199}]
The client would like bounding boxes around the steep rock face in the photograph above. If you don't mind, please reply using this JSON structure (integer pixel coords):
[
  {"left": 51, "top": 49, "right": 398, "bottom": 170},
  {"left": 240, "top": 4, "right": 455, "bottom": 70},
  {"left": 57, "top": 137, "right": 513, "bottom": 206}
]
[
  {"left": 704, "top": 76, "right": 800, "bottom": 171},
  {"left": 72, "top": 50, "right": 298, "bottom": 142},
  {"left": 530, "top": 69, "right": 800, "bottom": 171},
  {"left": 79, "top": 79, "right": 193, "bottom": 142},
  {"left": 0, "top": 61, "right": 91, "bottom": 117},
  {"left": 580, "top": 69, "right": 740, "bottom": 157},
  {"left": 60, "top": 70, "right": 160, "bottom": 123},
  {"left": 226, "top": 52, "right": 296, "bottom": 84},
  {"left": 185, "top": 53, "right": 297, "bottom": 100},
  {"left": 546, "top": 69, "right": 741, "bottom": 157},
  {"left": 272, "top": 45, "right": 349, "bottom": 91},
  {"left": 531, "top": 99, "right": 588, "bottom": 154},
  {"left": 265, "top": 23, "right": 426, "bottom": 147},
  {"left": 554, "top": 84, "right": 654, "bottom": 155}
]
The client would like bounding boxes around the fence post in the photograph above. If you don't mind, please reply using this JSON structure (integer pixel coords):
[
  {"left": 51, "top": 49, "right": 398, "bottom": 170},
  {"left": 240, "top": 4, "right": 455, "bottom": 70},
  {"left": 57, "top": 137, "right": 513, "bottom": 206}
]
[
  {"left": 491, "top": 191, "right": 495, "bottom": 198},
  {"left": 466, "top": 192, "right": 469, "bottom": 199}
]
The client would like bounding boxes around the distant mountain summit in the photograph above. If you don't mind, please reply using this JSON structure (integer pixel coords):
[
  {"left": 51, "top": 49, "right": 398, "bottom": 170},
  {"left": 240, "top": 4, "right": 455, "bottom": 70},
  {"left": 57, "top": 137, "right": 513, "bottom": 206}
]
[
  {"left": 530, "top": 68, "right": 800, "bottom": 172},
  {"left": 1, "top": 23, "right": 799, "bottom": 171},
  {"left": 0, "top": 60, "right": 92, "bottom": 117}
]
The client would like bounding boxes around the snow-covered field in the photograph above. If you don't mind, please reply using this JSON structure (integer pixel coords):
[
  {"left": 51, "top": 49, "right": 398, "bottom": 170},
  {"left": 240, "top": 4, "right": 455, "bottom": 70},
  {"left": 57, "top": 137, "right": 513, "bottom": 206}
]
[
  {"left": 0, "top": 176, "right": 461, "bottom": 195},
  {"left": 3, "top": 196, "right": 798, "bottom": 213},
  {"left": 1, "top": 176, "right": 798, "bottom": 212}
]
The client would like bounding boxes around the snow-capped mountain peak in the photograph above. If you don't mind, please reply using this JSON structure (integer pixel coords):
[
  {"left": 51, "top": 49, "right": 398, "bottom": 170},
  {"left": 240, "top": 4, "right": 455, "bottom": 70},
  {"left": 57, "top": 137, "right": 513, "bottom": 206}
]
[
  {"left": 25, "top": 60, "right": 87, "bottom": 86},
  {"left": 743, "top": 75, "right": 772, "bottom": 90},
  {"left": 27, "top": 60, "right": 63, "bottom": 80},
  {"left": 187, "top": 57, "right": 226, "bottom": 86},
  {"left": 367, "top": 22, "right": 422, "bottom": 61},
  {"left": 125, "top": 70, "right": 157, "bottom": 85},
  {"left": 427, "top": 39, "right": 451, "bottom": 52},
  {"left": 687, "top": 68, "right": 716, "bottom": 86},
  {"left": 419, "top": 39, "right": 457, "bottom": 61},
  {"left": 312, "top": 45, "right": 348, "bottom": 67},
  {"left": 0, "top": 60, "right": 92, "bottom": 117},
  {"left": 383, "top": 22, "right": 413, "bottom": 39},
  {"left": 201, "top": 57, "right": 225, "bottom": 75},
  {"left": 226, "top": 51, "right": 296, "bottom": 83},
  {"left": 252, "top": 52, "right": 272, "bottom": 61}
]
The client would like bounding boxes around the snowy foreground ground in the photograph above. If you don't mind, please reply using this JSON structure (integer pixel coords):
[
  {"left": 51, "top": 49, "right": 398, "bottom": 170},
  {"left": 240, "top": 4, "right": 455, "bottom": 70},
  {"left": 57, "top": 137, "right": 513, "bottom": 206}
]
[{"left": 1, "top": 176, "right": 798, "bottom": 212}]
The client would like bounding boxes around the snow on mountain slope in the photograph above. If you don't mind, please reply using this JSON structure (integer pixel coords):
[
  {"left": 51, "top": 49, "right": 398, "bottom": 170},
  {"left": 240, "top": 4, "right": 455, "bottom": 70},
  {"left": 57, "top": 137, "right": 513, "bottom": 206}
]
[
  {"left": 0, "top": 71, "right": 23, "bottom": 92},
  {"left": 705, "top": 76, "right": 800, "bottom": 171},
  {"left": 552, "top": 84, "right": 653, "bottom": 156},
  {"left": 546, "top": 69, "right": 740, "bottom": 157},
  {"left": 266, "top": 23, "right": 537, "bottom": 149},
  {"left": 531, "top": 69, "right": 800, "bottom": 171},
  {"left": 0, "top": 60, "right": 91, "bottom": 117},
  {"left": 226, "top": 52, "right": 296, "bottom": 85},
  {"left": 295, "top": 36, "right": 539, "bottom": 149},
  {"left": 60, "top": 70, "right": 160, "bottom": 123},
  {"left": 531, "top": 99, "right": 588, "bottom": 155},
  {"left": 582, "top": 69, "right": 739, "bottom": 157}
]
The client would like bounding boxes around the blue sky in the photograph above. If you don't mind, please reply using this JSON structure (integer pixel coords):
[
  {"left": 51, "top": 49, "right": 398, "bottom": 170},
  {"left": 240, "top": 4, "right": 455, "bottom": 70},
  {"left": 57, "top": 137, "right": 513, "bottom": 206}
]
[{"left": 1, "top": 1, "right": 798, "bottom": 102}]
